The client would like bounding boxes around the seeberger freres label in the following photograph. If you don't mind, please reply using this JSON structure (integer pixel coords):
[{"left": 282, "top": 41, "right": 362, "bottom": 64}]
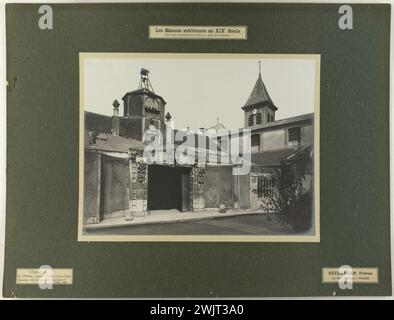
[{"left": 322, "top": 268, "right": 379, "bottom": 284}]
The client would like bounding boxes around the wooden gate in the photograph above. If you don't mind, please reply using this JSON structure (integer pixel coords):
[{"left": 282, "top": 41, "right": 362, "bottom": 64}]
[
  {"left": 101, "top": 155, "right": 129, "bottom": 219},
  {"left": 250, "top": 173, "right": 274, "bottom": 212},
  {"left": 204, "top": 166, "right": 234, "bottom": 208}
]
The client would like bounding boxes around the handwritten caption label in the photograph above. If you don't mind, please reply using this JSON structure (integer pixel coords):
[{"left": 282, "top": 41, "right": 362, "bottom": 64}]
[{"left": 16, "top": 268, "right": 73, "bottom": 285}]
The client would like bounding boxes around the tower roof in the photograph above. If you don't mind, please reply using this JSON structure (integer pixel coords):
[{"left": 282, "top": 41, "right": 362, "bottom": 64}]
[
  {"left": 122, "top": 88, "right": 166, "bottom": 105},
  {"left": 242, "top": 72, "right": 277, "bottom": 111},
  {"left": 122, "top": 68, "right": 167, "bottom": 104}
]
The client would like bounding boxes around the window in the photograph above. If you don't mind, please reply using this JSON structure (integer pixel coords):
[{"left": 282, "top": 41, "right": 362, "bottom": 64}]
[
  {"left": 251, "top": 134, "right": 260, "bottom": 152},
  {"left": 217, "top": 136, "right": 221, "bottom": 148},
  {"left": 257, "top": 176, "right": 273, "bottom": 198},
  {"left": 288, "top": 127, "right": 301, "bottom": 146},
  {"left": 248, "top": 114, "right": 254, "bottom": 126},
  {"left": 218, "top": 137, "right": 229, "bottom": 152},
  {"left": 256, "top": 113, "right": 262, "bottom": 124}
]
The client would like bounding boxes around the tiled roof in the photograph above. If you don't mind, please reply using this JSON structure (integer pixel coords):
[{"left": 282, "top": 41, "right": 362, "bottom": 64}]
[
  {"left": 243, "top": 73, "right": 277, "bottom": 110},
  {"left": 86, "top": 131, "right": 145, "bottom": 153},
  {"left": 249, "top": 113, "right": 314, "bottom": 131}
]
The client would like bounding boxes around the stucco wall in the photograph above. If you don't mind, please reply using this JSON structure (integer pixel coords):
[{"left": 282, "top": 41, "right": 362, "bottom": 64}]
[
  {"left": 261, "top": 129, "right": 286, "bottom": 151},
  {"left": 252, "top": 118, "right": 314, "bottom": 152},
  {"left": 301, "top": 124, "right": 314, "bottom": 145}
]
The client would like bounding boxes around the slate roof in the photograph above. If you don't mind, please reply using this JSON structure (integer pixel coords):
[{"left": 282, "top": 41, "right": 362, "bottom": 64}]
[
  {"left": 249, "top": 113, "right": 314, "bottom": 131},
  {"left": 122, "top": 88, "right": 166, "bottom": 104},
  {"left": 243, "top": 73, "right": 277, "bottom": 111}
]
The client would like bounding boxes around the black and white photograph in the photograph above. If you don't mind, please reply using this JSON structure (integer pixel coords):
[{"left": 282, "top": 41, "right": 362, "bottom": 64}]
[
  {"left": 3, "top": 1, "right": 392, "bottom": 300},
  {"left": 79, "top": 53, "right": 320, "bottom": 241}
]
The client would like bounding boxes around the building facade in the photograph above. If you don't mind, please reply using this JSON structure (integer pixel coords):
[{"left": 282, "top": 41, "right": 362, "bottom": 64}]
[{"left": 83, "top": 68, "right": 314, "bottom": 225}]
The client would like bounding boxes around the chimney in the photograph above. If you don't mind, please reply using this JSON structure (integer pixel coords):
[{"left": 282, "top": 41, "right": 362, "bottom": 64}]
[{"left": 112, "top": 99, "right": 120, "bottom": 136}]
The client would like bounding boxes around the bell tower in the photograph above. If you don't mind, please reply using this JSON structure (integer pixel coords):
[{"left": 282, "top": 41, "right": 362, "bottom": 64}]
[
  {"left": 242, "top": 61, "right": 277, "bottom": 128},
  {"left": 120, "top": 68, "right": 167, "bottom": 141}
]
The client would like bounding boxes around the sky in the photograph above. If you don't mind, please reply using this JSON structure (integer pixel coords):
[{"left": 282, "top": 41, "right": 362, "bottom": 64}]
[{"left": 83, "top": 56, "right": 317, "bottom": 130}]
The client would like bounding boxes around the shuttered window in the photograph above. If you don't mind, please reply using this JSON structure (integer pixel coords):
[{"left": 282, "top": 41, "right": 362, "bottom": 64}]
[
  {"left": 256, "top": 113, "right": 262, "bottom": 124},
  {"left": 248, "top": 114, "right": 254, "bottom": 126}
]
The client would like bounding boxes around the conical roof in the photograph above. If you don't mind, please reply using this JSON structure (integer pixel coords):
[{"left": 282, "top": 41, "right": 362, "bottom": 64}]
[{"left": 243, "top": 73, "right": 277, "bottom": 110}]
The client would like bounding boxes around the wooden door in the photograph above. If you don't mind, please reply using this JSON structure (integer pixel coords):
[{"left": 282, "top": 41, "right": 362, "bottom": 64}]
[{"left": 250, "top": 174, "right": 259, "bottom": 210}]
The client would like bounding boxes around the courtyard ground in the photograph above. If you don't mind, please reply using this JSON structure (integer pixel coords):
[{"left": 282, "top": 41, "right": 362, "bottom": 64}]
[{"left": 84, "top": 212, "right": 297, "bottom": 236}]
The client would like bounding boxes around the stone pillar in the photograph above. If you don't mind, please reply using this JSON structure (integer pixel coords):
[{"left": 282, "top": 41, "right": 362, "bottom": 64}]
[
  {"left": 192, "top": 165, "right": 206, "bottom": 212},
  {"left": 128, "top": 159, "right": 148, "bottom": 217}
]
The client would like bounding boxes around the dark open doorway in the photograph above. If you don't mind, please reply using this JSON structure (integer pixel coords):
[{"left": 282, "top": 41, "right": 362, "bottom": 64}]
[{"left": 148, "top": 165, "right": 192, "bottom": 212}]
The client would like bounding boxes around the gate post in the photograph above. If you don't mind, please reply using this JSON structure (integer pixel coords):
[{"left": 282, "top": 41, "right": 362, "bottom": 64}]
[
  {"left": 192, "top": 164, "right": 206, "bottom": 212},
  {"left": 128, "top": 151, "right": 148, "bottom": 217}
]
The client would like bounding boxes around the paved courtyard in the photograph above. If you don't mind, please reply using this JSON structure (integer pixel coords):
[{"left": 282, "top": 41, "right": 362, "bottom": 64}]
[{"left": 85, "top": 213, "right": 297, "bottom": 236}]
